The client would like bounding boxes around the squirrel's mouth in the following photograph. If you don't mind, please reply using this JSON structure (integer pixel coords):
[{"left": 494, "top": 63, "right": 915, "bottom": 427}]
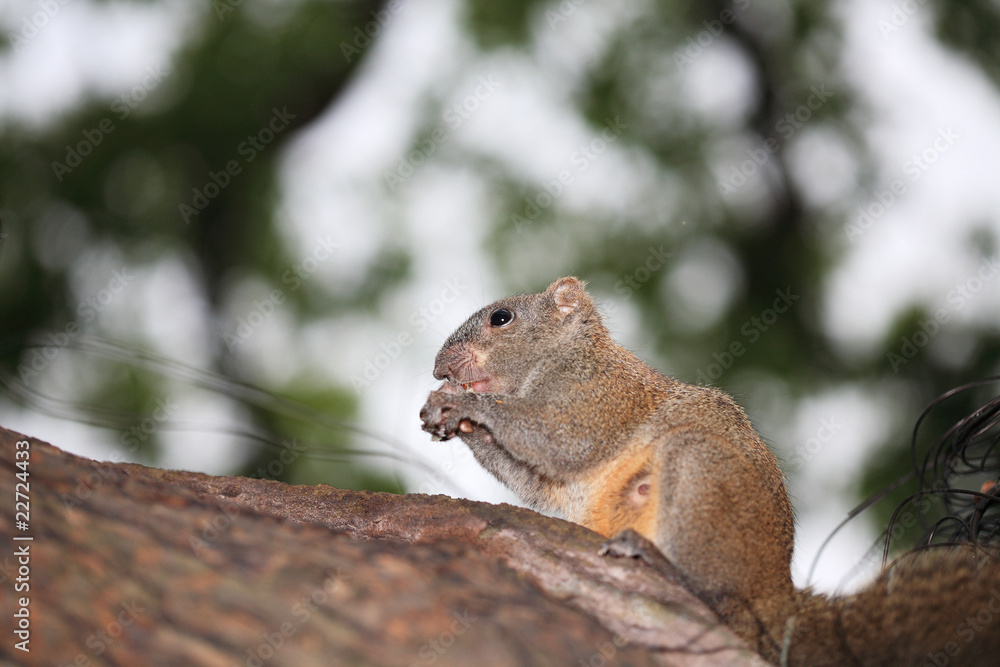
[{"left": 461, "top": 379, "right": 491, "bottom": 393}]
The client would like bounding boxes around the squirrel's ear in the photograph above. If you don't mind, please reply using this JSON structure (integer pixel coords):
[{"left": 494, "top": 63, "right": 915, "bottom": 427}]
[{"left": 547, "top": 276, "right": 589, "bottom": 316}]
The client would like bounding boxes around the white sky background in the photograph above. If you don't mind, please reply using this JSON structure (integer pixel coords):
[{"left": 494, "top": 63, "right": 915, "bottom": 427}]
[{"left": 2, "top": 0, "right": 1000, "bottom": 594}]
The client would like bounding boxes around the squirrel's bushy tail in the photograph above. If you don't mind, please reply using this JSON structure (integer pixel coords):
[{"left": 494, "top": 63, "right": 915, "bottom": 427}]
[{"left": 782, "top": 547, "right": 1000, "bottom": 667}]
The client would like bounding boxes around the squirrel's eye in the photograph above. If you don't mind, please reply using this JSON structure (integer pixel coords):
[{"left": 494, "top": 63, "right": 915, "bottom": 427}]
[{"left": 489, "top": 308, "right": 514, "bottom": 327}]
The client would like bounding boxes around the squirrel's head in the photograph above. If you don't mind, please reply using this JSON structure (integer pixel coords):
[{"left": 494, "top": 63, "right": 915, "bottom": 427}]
[{"left": 432, "top": 276, "right": 600, "bottom": 396}]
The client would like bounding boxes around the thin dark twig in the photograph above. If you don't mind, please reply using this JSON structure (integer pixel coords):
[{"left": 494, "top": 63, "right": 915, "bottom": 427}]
[{"left": 809, "top": 378, "right": 1000, "bottom": 583}]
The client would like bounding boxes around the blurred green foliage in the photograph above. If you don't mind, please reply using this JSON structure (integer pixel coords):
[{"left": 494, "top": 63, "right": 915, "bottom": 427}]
[{"left": 1, "top": 0, "right": 400, "bottom": 489}]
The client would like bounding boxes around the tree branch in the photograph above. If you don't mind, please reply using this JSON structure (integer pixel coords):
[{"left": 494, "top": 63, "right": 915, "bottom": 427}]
[{"left": 0, "top": 426, "right": 766, "bottom": 666}]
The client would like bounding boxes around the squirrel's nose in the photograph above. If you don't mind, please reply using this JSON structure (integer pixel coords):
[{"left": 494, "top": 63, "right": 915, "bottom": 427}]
[
  {"left": 433, "top": 342, "right": 471, "bottom": 381},
  {"left": 432, "top": 347, "right": 454, "bottom": 381}
]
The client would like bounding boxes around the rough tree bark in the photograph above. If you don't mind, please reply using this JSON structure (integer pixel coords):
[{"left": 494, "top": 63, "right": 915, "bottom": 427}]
[{"left": 0, "top": 426, "right": 767, "bottom": 666}]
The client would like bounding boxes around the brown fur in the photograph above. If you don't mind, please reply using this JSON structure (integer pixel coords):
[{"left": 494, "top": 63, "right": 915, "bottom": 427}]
[
  {"left": 582, "top": 441, "right": 657, "bottom": 541},
  {"left": 420, "top": 277, "right": 1000, "bottom": 665}
]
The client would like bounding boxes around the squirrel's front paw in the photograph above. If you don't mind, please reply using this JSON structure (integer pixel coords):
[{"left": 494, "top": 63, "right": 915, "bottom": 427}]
[{"left": 420, "top": 386, "right": 474, "bottom": 441}]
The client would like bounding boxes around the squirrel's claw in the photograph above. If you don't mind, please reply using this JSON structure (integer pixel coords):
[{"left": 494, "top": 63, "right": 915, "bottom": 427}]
[
  {"left": 600, "top": 529, "right": 683, "bottom": 581},
  {"left": 420, "top": 388, "right": 474, "bottom": 441}
]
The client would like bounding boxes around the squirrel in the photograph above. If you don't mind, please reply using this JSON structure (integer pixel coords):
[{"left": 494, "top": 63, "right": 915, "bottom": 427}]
[{"left": 419, "top": 276, "right": 1000, "bottom": 666}]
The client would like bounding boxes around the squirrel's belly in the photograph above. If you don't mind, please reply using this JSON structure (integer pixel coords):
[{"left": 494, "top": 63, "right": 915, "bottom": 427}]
[{"left": 578, "top": 445, "right": 657, "bottom": 542}]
